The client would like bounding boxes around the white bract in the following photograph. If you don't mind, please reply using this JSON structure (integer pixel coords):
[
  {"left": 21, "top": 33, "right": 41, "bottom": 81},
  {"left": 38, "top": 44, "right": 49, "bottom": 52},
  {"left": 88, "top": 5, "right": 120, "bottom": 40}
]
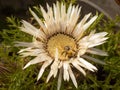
[{"left": 15, "top": 2, "right": 108, "bottom": 90}]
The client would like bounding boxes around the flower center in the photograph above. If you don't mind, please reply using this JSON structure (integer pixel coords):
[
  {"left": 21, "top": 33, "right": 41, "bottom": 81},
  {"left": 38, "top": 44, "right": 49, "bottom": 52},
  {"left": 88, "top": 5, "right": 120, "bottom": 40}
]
[{"left": 47, "top": 34, "right": 77, "bottom": 60}]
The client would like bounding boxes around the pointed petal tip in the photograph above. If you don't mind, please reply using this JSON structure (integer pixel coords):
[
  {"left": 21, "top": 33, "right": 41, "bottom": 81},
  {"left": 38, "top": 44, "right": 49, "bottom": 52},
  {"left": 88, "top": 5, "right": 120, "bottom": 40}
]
[
  {"left": 74, "top": 82, "right": 78, "bottom": 88},
  {"left": 88, "top": 12, "right": 92, "bottom": 16},
  {"left": 92, "top": 66, "right": 98, "bottom": 72},
  {"left": 21, "top": 20, "right": 26, "bottom": 23},
  {"left": 29, "top": 8, "right": 35, "bottom": 16},
  {"left": 29, "top": 8, "right": 32, "bottom": 12},
  {"left": 104, "top": 53, "right": 109, "bottom": 56},
  {"left": 22, "top": 66, "right": 27, "bottom": 70},
  {"left": 46, "top": 77, "right": 50, "bottom": 83},
  {"left": 92, "top": 15, "right": 98, "bottom": 21},
  {"left": 75, "top": 85, "right": 78, "bottom": 88},
  {"left": 37, "top": 76, "right": 40, "bottom": 81},
  {"left": 103, "top": 62, "right": 107, "bottom": 65},
  {"left": 37, "top": 69, "right": 45, "bottom": 81},
  {"left": 23, "top": 63, "right": 30, "bottom": 70},
  {"left": 82, "top": 71, "right": 86, "bottom": 76},
  {"left": 95, "top": 67, "right": 98, "bottom": 71},
  {"left": 84, "top": 73, "right": 86, "bottom": 76},
  {"left": 104, "top": 32, "right": 108, "bottom": 35}
]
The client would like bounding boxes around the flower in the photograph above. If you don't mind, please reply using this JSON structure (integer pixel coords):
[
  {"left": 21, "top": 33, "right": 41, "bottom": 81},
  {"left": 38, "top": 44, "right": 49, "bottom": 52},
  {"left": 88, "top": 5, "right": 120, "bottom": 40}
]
[{"left": 15, "top": 2, "right": 108, "bottom": 90}]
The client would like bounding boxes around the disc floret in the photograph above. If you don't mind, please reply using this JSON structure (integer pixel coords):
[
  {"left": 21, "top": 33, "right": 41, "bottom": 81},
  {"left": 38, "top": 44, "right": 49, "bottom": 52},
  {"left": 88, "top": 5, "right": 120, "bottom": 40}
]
[{"left": 47, "top": 33, "right": 77, "bottom": 60}]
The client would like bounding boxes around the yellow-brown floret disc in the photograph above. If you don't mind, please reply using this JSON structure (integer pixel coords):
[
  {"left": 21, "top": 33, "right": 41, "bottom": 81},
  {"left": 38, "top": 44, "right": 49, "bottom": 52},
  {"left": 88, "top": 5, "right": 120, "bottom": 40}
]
[{"left": 47, "top": 34, "right": 77, "bottom": 60}]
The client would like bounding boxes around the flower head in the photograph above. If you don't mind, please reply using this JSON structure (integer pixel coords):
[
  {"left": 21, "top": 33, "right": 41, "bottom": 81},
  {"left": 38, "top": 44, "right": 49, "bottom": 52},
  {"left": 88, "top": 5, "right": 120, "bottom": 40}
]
[{"left": 15, "top": 2, "right": 108, "bottom": 90}]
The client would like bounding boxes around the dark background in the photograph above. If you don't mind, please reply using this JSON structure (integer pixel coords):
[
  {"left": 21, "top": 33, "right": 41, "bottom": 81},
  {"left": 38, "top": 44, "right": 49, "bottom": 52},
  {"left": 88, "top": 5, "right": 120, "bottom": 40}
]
[{"left": 0, "top": 0, "right": 120, "bottom": 28}]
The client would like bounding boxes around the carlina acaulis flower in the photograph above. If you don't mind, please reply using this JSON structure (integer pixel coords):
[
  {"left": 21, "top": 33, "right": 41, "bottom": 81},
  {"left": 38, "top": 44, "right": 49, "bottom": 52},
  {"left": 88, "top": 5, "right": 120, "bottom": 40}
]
[{"left": 15, "top": 2, "right": 108, "bottom": 90}]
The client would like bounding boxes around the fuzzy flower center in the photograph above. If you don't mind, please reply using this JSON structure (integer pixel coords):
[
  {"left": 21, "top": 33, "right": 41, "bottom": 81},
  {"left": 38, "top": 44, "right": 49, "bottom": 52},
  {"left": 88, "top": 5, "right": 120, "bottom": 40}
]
[{"left": 47, "top": 34, "right": 77, "bottom": 60}]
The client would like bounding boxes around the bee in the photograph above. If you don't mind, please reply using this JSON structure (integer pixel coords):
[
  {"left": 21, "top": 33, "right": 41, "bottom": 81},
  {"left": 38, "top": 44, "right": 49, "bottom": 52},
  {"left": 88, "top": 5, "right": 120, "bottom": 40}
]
[
  {"left": 61, "top": 46, "right": 76, "bottom": 59},
  {"left": 115, "top": 0, "right": 120, "bottom": 6}
]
